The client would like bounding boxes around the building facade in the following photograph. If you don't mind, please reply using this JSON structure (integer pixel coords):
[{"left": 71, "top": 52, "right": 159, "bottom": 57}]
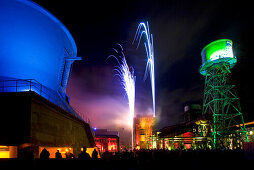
[
  {"left": 0, "top": 92, "right": 95, "bottom": 158},
  {"left": 134, "top": 116, "right": 154, "bottom": 149},
  {"left": 0, "top": 0, "right": 94, "bottom": 158},
  {"left": 94, "top": 129, "right": 120, "bottom": 153},
  {"left": 158, "top": 105, "right": 211, "bottom": 150}
]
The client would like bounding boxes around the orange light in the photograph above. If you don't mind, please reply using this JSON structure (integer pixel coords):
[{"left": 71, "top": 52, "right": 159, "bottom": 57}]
[
  {"left": 0, "top": 151, "right": 9, "bottom": 158},
  {"left": 0, "top": 146, "right": 9, "bottom": 158},
  {"left": 185, "top": 144, "right": 191, "bottom": 149},
  {"left": 135, "top": 116, "right": 154, "bottom": 149},
  {"left": 39, "top": 147, "right": 73, "bottom": 158},
  {"left": 236, "top": 121, "right": 254, "bottom": 127}
]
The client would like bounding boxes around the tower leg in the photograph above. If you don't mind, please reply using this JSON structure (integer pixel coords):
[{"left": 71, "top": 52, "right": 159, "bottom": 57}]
[{"left": 202, "top": 66, "right": 248, "bottom": 149}]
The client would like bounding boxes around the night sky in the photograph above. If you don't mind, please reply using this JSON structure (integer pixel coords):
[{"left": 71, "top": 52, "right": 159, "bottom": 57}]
[{"left": 33, "top": 0, "right": 254, "bottom": 132}]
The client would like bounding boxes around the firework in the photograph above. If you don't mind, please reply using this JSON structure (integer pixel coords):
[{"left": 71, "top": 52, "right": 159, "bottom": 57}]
[
  {"left": 133, "top": 22, "right": 155, "bottom": 117},
  {"left": 107, "top": 44, "right": 136, "bottom": 149}
]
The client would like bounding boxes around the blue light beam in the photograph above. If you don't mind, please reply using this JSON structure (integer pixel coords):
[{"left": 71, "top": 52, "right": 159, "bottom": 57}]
[{"left": 133, "top": 22, "right": 156, "bottom": 117}]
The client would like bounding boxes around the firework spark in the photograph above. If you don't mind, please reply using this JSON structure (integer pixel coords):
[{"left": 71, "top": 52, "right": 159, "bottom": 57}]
[
  {"left": 107, "top": 44, "right": 136, "bottom": 149},
  {"left": 133, "top": 21, "right": 155, "bottom": 117}
]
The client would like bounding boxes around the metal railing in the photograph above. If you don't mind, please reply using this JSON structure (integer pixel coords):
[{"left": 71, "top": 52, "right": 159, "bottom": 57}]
[{"left": 0, "top": 79, "right": 90, "bottom": 124}]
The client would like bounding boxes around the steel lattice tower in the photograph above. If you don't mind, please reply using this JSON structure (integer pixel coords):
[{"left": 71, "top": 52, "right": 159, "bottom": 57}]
[{"left": 200, "top": 39, "right": 248, "bottom": 149}]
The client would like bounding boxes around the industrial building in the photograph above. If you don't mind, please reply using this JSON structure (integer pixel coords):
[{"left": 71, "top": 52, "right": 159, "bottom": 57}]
[
  {"left": 0, "top": 0, "right": 95, "bottom": 158},
  {"left": 134, "top": 116, "right": 154, "bottom": 149},
  {"left": 158, "top": 104, "right": 254, "bottom": 150},
  {"left": 94, "top": 129, "right": 120, "bottom": 153},
  {"left": 158, "top": 105, "right": 211, "bottom": 150}
]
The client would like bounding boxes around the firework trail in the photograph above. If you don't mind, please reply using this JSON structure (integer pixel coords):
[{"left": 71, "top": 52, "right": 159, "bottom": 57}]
[
  {"left": 107, "top": 44, "right": 136, "bottom": 149},
  {"left": 133, "top": 21, "right": 155, "bottom": 117}
]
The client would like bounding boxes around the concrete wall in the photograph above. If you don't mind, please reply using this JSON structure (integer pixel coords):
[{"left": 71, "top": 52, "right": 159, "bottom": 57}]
[
  {"left": 30, "top": 92, "right": 94, "bottom": 157},
  {"left": 0, "top": 92, "right": 95, "bottom": 158}
]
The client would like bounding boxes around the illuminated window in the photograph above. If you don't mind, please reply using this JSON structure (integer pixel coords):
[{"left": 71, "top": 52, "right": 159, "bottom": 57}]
[
  {"left": 193, "top": 128, "right": 196, "bottom": 133},
  {"left": 0, "top": 146, "right": 10, "bottom": 158},
  {"left": 0, "top": 146, "right": 17, "bottom": 158}
]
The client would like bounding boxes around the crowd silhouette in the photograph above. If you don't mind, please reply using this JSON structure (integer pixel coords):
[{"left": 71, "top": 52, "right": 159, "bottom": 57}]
[{"left": 0, "top": 148, "right": 251, "bottom": 169}]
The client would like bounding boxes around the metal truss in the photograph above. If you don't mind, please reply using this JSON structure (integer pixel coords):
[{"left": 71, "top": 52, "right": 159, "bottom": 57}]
[{"left": 202, "top": 63, "right": 248, "bottom": 148}]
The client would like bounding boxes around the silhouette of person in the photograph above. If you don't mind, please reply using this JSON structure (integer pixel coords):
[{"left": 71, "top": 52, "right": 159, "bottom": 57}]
[
  {"left": 65, "top": 149, "right": 75, "bottom": 159},
  {"left": 40, "top": 148, "right": 50, "bottom": 159},
  {"left": 92, "top": 148, "right": 98, "bottom": 159},
  {"left": 55, "top": 149, "right": 62, "bottom": 159},
  {"left": 78, "top": 147, "right": 91, "bottom": 160}
]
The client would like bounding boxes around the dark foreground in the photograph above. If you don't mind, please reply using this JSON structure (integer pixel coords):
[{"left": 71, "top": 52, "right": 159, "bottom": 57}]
[{"left": 1, "top": 149, "right": 253, "bottom": 170}]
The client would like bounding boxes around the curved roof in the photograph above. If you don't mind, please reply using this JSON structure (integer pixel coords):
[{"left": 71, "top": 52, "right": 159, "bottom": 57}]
[
  {"left": 21, "top": 0, "right": 77, "bottom": 56},
  {"left": 0, "top": 0, "right": 80, "bottom": 93}
]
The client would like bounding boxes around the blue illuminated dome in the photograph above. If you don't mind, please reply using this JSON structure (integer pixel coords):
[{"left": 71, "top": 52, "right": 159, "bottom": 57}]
[{"left": 0, "top": 0, "right": 81, "bottom": 115}]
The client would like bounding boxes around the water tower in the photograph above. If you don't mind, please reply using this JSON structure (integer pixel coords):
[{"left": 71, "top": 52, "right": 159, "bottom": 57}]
[{"left": 200, "top": 39, "right": 248, "bottom": 148}]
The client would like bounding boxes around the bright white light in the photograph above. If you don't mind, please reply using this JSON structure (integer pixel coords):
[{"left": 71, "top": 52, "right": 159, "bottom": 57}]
[
  {"left": 133, "top": 21, "right": 155, "bottom": 117},
  {"left": 210, "top": 49, "right": 234, "bottom": 61},
  {"left": 116, "top": 57, "right": 135, "bottom": 127},
  {"left": 108, "top": 44, "right": 136, "bottom": 149}
]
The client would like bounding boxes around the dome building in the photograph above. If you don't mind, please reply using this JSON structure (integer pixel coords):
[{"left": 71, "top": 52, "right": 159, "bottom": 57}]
[{"left": 0, "top": 0, "right": 95, "bottom": 158}]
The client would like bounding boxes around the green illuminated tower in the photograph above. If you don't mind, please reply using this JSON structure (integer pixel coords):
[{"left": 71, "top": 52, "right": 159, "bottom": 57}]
[{"left": 200, "top": 39, "right": 248, "bottom": 149}]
